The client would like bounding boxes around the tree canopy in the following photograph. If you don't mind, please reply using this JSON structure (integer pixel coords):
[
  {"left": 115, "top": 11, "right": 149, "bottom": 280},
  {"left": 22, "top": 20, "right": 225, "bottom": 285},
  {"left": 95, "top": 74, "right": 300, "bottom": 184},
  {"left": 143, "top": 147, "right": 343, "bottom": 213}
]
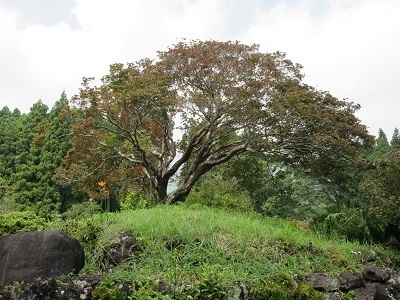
[
  {"left": 0, "top": 93, "right": 78, "bottom": 217},
  {"left": 57, "top": 40, "right": 372, "bottom": 204}
]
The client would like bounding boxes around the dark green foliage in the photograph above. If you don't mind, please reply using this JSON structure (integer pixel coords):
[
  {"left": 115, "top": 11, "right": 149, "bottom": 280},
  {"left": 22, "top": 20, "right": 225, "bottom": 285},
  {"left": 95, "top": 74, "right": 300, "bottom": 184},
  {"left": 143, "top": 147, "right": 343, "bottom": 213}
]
[
  {"left": 259, "top": 166, "right": 329, "bottom": 220},
  {"left": 312, "top": 207, "right": 371, "bottom": 242},
  {"left": 60, "top": 218, "right": 103, "bottom": 251},
  {"left": 186, "top": 175, "right": 254, "bottom": 211},
  {"left": 61, "top": 201, "right": 101, "bottom": 220},
  {"left": 363, "top": 157, "right": 400, "bottom": 229},
  {"left": 0, "top": 211, "right": 46, "bottom": 236},
  {"left": 0, "top": 107, "right": 23, "bottom": 180},
  {"left": 220, "top": 153, "right": 267, "bottom": 204},
  {"left": 190, "top": 154, "right": 331, "bottom": 220},
  {"left": 0, "top": 93, "right": 78, "bottom": 217},
  {"left": 390, "top": 128, "right": 400, "bottom": 150},
  {"left": 360, "top": 128, "right": 400, "bottom": 246},
  {"left": 368, "top": 128, "right": 391, "bottom": 162}
]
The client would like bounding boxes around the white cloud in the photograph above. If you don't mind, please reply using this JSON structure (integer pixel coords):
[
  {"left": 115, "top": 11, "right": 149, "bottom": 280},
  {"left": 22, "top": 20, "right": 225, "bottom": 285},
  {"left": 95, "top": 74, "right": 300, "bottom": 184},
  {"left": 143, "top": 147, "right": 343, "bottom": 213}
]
[
  {"left": 0, "top": 0, "right": 399, "bottom": 135},
  {"left": 245, "top": 0, "right": 400, "bottom": 135}
]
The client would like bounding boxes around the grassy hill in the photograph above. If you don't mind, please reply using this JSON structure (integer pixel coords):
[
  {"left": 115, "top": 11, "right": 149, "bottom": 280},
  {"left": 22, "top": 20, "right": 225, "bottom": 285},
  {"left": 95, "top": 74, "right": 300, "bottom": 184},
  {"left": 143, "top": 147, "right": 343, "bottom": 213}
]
[{"left": 55, "top": 204, "right": 399, "bottom": 299}]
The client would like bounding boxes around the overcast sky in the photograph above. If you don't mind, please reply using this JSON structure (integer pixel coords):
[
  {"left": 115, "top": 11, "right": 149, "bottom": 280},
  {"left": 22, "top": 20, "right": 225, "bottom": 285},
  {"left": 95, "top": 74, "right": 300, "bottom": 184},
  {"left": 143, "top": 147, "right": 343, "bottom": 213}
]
[{"left": 0, "top": 0, "right": 399, "bottom": 137}]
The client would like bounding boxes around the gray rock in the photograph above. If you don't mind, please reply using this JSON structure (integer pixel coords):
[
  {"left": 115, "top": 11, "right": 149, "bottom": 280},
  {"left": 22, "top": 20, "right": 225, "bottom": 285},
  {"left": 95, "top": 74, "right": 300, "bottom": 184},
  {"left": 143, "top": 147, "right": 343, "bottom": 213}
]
[
  {"left": 362, "top": 266, "right": 393, "bottom": 283},
  {"left": 354, "top": 282, "right": 378, "bottom": 300},
  {"left": 309, "top": 273, "right": 339, "bottom": 292},
  {"left": 339, "top": 272, "right": 365, "bottom": 291},
  {"left": 322, "top": 291, "right": 343, "bottom": 300},
  {"left": 97, "top": 232, "right": 142, "bottom": 268},
  {"left": 354, "top": 282, "right": 399, "bottom": 300},
  {"left": 0, "top": 276, "right": 101, "bottom": 299},
  {"left": 0, "top": 230, "right": 84, "bottom": 286},
  {"left": 224, "top": 282, "right": 248, "bottom": 300}
]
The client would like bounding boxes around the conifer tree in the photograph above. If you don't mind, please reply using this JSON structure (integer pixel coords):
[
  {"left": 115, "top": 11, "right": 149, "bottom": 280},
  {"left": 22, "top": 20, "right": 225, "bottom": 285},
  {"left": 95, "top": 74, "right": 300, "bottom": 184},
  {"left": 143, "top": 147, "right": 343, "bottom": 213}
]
[
  {"left": 368, "top": 128, "right": 391, "bottom": 162},
  {"left": 9, "top": 94, "right": 75, "bottom": 217},
  {"left": 390, "top": 128, "right": 400, "bottom": 150},
  {"left": 10, "top": 100, "right": 50, "bottom": 214}
]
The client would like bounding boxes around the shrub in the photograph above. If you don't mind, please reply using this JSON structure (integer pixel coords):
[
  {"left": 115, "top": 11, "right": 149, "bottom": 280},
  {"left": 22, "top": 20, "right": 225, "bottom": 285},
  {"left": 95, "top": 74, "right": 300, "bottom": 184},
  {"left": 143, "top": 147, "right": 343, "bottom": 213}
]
[
  {"left": 60, "top": 218, "right": 103, "bottom": 252},
  {"left": 61, "top": 201, "right": 101, "bottom": 220},
  {"left": 119, "top": 190, "right": 148, "bottom": 211},
  {"left": 186, "top": 177, "right": 254, "bottom": 211},
  {"left": 0, "top": 211, "right": 46, "bottom": 236},
  {"left": 312, "top": 207, "right": 371, "bottom": 242}
]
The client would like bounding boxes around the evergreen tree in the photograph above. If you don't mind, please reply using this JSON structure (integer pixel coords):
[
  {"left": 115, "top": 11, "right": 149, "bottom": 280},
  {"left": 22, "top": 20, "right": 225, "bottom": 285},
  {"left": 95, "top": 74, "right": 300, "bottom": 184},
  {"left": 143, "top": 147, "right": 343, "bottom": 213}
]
[
  {"left": 0, "top": 107, "right": 23, "bottom": 179},
  {"left": 37, "top": 92, "right": 80, "bottom": 212},
  {"left": 390, "top": 128, "right": 400, "bottom": 150},
  {"left": 368, "top": 128, "right": 391, "bottom": 161},
  {"left": 10, "top": 100, "right": 50, "bottom": 214},
  {"left": 9, "top": 94, "right": 76, "bottom": 217}
]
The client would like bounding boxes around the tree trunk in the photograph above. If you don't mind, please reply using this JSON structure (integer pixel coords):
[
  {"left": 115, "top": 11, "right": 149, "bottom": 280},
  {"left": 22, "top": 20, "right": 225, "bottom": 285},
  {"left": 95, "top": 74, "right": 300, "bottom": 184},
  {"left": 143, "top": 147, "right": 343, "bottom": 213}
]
[
  {"left": 156, "top": 177, "right": 169, "bottom": 204},
  {"left": 165, "top": 185, "right": 193, "bottom": 204},
  {"left": 165, "top": 169, "right": 205, "bottom": 204}
]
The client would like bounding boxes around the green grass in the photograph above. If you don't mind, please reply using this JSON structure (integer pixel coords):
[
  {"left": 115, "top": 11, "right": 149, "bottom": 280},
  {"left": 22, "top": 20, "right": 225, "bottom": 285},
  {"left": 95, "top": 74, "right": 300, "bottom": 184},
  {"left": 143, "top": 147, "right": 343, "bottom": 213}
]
[{"left": 60, "top": 204, "right": 399, "bottom": 299}]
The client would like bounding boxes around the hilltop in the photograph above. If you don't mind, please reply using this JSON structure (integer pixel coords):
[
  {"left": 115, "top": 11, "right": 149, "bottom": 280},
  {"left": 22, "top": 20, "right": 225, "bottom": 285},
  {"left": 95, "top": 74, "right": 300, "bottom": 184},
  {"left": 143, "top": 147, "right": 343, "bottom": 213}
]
[{"left": 29, "top": 205, "right": 400, "bottom": 299}]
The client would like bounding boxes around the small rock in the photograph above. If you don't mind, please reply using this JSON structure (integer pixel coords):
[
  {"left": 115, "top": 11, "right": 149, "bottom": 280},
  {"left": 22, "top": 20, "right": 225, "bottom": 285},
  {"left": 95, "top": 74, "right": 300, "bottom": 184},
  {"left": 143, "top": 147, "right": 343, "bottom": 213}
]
[
  {"left": 338, "top": 272, "right": 365, "bottom": 291},
  {"left": 308, "top": 273, "right": 339, "bottom": 292},
  {"left": 364, "top": 249, "right": 377, "bottom": 262},
  {"left": 362, "top": 266, "right": 393, "bottom": 283},
  {"left": 355, "top": 282, "right": 379, "bottom": 300},
  {"left": 322, "top": 291, "right": 342, "bottom": 300},
  {"left": 388, "top": 272, "right": 400, "bottom": 288}
]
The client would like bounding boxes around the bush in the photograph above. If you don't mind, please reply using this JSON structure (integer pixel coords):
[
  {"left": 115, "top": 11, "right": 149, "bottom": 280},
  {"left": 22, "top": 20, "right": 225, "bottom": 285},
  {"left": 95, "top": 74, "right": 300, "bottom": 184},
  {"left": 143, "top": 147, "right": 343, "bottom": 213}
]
[
  {"left": 0, "top": 211, "right": 47, "bottom": 236},
  {"left": 119, "top": 190, "right": 148, "bottom": 211},
  {"left": 186, "top": 177, "right": 254, "bottom": 211},
  {"left": 312, "top": 207, "right": 371, "bottom": 242},
  {"left": 61, "top": 201, "right": 101, "bottom": 220},
  {"left": 0, "top": 196, "right": 19, "bottom": 215},
  {"left": 60, "top": 218, "right": 103, "bottom": 252}
]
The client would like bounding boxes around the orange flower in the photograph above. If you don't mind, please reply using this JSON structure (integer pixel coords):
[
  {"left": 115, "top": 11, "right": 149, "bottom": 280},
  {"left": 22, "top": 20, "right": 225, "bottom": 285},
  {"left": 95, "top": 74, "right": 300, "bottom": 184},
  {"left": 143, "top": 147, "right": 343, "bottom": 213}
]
[{"left": 98, "top": 181, "right": 106, "bottom": 187}]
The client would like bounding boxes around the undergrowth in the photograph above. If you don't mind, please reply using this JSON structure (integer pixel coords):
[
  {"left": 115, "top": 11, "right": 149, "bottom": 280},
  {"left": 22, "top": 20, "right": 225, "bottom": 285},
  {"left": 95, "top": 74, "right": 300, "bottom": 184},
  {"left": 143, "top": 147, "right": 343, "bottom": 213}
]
[{"left": 58, "top": 204, "right": 398, "bottom": 299}]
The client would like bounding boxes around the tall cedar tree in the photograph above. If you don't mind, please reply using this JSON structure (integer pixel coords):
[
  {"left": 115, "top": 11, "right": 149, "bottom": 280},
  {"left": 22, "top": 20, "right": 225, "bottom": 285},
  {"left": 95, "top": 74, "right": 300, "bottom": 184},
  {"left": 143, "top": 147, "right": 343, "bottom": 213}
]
[
  {"left": 0, "top": 107, "right": 22, "bottom": 179},
  {"left": 368, "top": 128, "right": 391, "bottom": 162},
  {"left": 390, "top": 128, "right": 400, "bottom": 150},
  {"left": 58, "top": 40, "right": 372, "bottom": 204},
  {"left": 0, "top": 94, "right": 75, "bottom": 216}
]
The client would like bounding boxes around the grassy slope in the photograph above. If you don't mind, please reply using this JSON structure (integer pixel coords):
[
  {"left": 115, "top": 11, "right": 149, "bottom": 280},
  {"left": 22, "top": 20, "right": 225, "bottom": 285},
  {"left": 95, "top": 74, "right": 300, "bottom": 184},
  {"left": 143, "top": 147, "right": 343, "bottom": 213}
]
[{"left": 69, "top": 204, "right": 399, "bottom": 298}]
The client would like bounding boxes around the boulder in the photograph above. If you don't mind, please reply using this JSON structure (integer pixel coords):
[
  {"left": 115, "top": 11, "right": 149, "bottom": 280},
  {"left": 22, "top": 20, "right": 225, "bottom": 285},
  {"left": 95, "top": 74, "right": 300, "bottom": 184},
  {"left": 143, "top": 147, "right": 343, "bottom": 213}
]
[
  {"left": 0, "top": 230, "right": 85, "bottom": 286},
  {"left": 338, "top": 272, "right": 365, "bottom": 291},
  {"left": 362, "top": 266, "right": 393, "bottom": 283}
]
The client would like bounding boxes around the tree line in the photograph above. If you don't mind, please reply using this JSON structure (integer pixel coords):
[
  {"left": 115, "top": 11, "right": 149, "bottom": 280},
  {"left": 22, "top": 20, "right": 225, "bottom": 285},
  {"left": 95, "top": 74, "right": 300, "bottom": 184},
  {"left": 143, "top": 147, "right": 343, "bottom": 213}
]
[{"left": 0, "top": 40, "right": 399, "bottom": 246}]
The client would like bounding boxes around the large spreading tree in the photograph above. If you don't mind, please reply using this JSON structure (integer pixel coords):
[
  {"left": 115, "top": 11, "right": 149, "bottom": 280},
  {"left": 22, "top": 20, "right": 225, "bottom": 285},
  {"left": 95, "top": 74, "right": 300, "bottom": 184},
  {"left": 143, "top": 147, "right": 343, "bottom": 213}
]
[{"left": 58, "top": 40, "right": 372, "bottom": 204}]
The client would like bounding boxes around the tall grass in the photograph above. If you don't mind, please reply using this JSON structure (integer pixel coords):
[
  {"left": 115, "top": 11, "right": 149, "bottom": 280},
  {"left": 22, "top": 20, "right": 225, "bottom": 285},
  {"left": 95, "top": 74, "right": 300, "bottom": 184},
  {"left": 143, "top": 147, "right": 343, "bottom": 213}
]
[
  {"left": 84, "top": 205, "right": 393, "bottom": 278},
  {"left": 60, "top": 204, "right": 399, "bottom": 298}
]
